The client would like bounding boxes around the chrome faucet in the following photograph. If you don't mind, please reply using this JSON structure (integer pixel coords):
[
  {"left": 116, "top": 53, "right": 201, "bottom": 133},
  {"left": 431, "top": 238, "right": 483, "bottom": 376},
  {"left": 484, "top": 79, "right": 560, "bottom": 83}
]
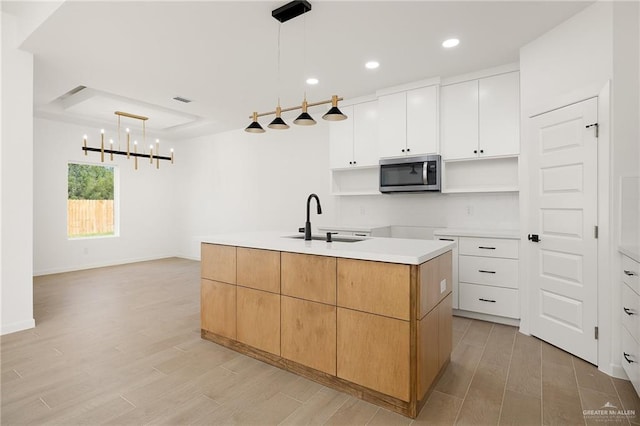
[{"left": 305, "top": 193, "right": 322, "bottom": 241}]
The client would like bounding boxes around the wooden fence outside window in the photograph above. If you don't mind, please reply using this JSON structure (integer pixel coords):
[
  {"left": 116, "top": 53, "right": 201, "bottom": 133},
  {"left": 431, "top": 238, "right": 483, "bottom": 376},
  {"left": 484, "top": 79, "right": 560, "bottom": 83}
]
[{"left": 67, "top": 199, "right": 114, "bottom": 237}]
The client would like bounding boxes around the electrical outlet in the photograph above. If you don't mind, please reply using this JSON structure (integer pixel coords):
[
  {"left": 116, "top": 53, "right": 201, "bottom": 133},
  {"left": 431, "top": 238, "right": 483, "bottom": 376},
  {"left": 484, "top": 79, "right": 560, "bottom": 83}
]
[
  {"left": 440, "top": 279, "right": 447, "bottom": 294},
  {"left": 360, "top": 206, "right": 366, "bottom": 216},
  {"left": 466, "top": 205, "right": 474, "bottom": 216}
]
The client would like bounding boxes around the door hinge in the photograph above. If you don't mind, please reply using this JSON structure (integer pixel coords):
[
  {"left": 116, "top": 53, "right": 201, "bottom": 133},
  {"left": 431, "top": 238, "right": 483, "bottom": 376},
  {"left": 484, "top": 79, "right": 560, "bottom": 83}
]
[
  {"left": 594, "top": 225, "right": 599, "bottom": 239},
  {"left": 586, "top": 123, "right": 599, "bottom": 138},
  {"left": 595, "top": 326, "right": 599, "bottom": 340}
]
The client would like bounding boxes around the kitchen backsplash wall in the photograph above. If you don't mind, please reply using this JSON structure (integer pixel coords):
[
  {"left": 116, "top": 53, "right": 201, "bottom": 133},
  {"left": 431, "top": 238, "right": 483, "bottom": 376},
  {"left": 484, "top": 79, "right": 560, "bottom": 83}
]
[{"left": 336, "top": 192, "right": 519, "bottom": 231}]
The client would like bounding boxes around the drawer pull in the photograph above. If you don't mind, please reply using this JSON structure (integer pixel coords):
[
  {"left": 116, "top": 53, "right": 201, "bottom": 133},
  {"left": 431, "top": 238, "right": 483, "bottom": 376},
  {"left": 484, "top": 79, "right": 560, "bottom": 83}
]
[
  {"left": 479, "top": 298, "right": 496, "bottom": 303},
  {"left": 624, "top": 307, "right": 635, "bottom": 316},
  {"left": 439, "top": 238, "right": 454, "bottom": 241},
  {"left": 478, "top": 246, "right": 496, "bottom": 250},
  {"left": 354, "top": 233, "right": 367, "bottom": 237},
  {"left": 478, "top": 270, "right": 496, "bottom": 274},
  {"left": 624, "top": 352, "right": 636, "bottom": 364},
  {"left": 625, "top": 270, "right": 637, "bottom": 277}
]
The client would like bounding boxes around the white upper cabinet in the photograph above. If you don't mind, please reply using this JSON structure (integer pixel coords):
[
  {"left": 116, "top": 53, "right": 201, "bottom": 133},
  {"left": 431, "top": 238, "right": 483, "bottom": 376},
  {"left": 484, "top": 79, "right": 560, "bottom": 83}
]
[
  {"left": 440, "top": 80, "right": 478, "bottom": 160},
  {"left": 378, "top": 86, "right": 438, "bottom": 158},
  {"left": 329, "top": 101, "right": 379, "bottom": 169},
  {"left": 441, "top": 71, "right": 520, "bottom": 161},
  {"left": 479, "top": 72, "right": 520, "bottom": 158}
]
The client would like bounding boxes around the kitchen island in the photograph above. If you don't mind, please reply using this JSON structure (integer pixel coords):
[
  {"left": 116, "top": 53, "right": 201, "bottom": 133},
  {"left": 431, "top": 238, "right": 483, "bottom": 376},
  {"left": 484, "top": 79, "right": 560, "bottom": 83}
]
[{"left": 200, "top": 231, "right": 455, "bottom": 418}]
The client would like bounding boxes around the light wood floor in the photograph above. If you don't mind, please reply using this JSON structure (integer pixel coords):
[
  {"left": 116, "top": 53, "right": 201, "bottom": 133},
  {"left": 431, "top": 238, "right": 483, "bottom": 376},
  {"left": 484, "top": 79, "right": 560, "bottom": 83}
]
[{"left": 2, "top": 258, "right": 639, "bottom": 425}]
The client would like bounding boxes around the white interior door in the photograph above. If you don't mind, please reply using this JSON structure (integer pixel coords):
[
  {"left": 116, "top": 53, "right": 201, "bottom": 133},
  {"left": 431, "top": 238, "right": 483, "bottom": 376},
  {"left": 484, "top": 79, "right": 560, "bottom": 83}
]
[{"left": 528, "top": 97, "right": 598, "bottom": 364}]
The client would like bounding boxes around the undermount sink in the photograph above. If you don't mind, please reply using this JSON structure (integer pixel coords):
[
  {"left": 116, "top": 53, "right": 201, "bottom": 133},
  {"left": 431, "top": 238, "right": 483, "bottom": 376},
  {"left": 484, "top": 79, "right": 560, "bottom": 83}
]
[{"left": 285, "top": 234, "right": 366, "bottom": 243}]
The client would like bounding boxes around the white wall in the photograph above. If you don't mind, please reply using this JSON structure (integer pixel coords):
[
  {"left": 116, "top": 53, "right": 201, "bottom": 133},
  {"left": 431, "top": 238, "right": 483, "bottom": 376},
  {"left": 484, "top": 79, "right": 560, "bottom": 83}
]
[
  {"left": 174, "top": 119, "right": 339, "bottom": 260},
  {"left": 337, "top": 192, "right": 519, "bottom": 231},
  {"left": 33, "top": 118, "right": 178, "bottom": 275},
  {"left": 1, "top": 12, "right": 36, "bottom": 334}
]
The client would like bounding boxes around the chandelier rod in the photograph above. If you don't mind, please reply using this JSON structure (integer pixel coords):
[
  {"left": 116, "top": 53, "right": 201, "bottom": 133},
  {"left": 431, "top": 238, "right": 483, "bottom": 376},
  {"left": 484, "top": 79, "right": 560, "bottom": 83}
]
[{"left": 250, "top": 96, "right": 344, "bottom": 119}]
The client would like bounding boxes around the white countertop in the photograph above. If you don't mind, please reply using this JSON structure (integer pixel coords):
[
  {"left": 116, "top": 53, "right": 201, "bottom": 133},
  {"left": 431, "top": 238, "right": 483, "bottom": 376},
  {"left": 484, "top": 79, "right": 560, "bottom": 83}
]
[
  {"left": 317, "top": 225, "right": 388, "bottom": 233},
  {"left": 201, "top": 231, "right": 455, "bottom": 265},
  {"left": 433, "top": 228, "right": 520, "bottom": 239},
  {"left": 620, "top": 245, "right": 640, "bottom": 263}
]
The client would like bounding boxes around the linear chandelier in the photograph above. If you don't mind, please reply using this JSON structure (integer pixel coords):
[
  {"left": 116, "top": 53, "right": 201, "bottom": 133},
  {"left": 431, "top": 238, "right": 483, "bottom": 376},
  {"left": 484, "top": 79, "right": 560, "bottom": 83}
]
[
  {"left": 245, "top": 0, "right": 348, "bottom": 133},
  {"left": 82, "top": 111, "right": 174, "bottom": 170}
]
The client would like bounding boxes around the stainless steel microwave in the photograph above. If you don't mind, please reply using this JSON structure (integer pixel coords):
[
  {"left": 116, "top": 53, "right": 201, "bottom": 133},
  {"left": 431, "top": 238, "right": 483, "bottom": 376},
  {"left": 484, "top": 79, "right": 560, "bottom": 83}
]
[{"left": 379, "top": 154, "right": 441, "bottom": 193}]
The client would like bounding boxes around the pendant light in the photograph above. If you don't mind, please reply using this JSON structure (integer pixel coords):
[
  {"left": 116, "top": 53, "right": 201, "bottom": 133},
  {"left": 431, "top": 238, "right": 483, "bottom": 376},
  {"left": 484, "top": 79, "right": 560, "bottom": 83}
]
[
  {"left": 267, "top": 23, "right": 289, "bottom": 130},
  {"left": 245, "top": 112, "right": 266, "bottom": 133},
  {"left": 322, "top": 95, "right": 348, "bottom": 121},
  {"left": 293, "top": 99, "right": 316, "bottom": 125},
  {"left": 293, "top": 14, "right": 316, "bottom": 126}
]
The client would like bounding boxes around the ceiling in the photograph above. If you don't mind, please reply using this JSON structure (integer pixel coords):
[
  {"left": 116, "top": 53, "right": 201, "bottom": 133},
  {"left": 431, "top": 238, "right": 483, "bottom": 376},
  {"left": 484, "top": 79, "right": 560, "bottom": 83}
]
[{"left": 6, "top": 0, "right": 593, "bottom": 139}]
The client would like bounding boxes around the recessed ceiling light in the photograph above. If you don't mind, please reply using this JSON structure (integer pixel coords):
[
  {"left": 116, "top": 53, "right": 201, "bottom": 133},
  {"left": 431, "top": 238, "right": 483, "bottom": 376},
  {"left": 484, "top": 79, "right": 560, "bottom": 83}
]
[
  {"left": 365, "top": 61, "right": 380, "bottom": 70},
  {"left": 442, "top": 38, "right": 460, "bottom": 48},
  {"left": 306, "top": 77, "right": 319, "bottom": 85}
]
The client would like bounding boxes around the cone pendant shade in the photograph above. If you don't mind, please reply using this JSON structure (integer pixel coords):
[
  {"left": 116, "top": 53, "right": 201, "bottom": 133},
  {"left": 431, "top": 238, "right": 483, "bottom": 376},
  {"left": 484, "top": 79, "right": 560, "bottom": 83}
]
[
  {"left": 268, "top": 106, "right": 289, "bottom": 129},
  {"left": 294, "top": 100, "right": 317, "bottom": 126},
  {"left": 245, "top": 112, "right": 266, "bottom": 133},
  {"left": 322, "top": 95, "right": 348, "bottom": 121}
]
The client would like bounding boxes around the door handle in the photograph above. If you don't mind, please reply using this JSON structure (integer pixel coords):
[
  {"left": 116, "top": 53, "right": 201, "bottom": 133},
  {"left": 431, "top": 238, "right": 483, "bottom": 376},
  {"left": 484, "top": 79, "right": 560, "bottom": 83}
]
[
  {"left": 528, "top": 234, "right": 541, "bottom": 243},
  {"left": 625, "top": 270, "right": 637, "bottom": 277},
  {"left": 624, "top": 307, "right": 635, "bottom": 316},
  {"left": 624, "top": 352, "right": 636, "bottom": 363}
]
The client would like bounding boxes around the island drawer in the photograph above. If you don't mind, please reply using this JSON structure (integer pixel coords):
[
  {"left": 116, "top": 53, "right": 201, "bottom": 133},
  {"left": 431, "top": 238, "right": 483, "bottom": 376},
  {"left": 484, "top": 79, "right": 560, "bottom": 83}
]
[
  {"left": 337, "top": 258, "right": 410, "bottom": 320},
  {"left": 459, "top": 255, "right": 518, "bottom": 289},
  {"left": 458, "top": 282, "right": 519, "bottom": 318},
  {"left": 623, "top": 255, "right": 640, "bottom": 295},
  {"left": 201, "top": 243, "right": 236, "bottom": 284},
  {"left": 459, "top": 237, "right": 518, "bottom": 259},
  {"left": 236, "top": 247, "right": 280, "bottom": 293},
  {"left": 281, "top": 253, "right": 337, "bottom": 305},
  {"left": 622, "top": 327, "right": 640, "bottom": 389}
]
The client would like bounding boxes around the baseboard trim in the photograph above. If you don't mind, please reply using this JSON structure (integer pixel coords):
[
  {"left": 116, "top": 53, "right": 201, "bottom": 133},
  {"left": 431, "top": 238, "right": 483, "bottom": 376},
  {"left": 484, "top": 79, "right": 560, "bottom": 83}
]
[
  {"left": 33, "top": 255, "right": 184, "bottom": 276},
  {"left": 453, "top": 309, "right": 521, "bottom": 327},
  {"left": 1, "top": 318, "right": 35, "bottom": 335}
]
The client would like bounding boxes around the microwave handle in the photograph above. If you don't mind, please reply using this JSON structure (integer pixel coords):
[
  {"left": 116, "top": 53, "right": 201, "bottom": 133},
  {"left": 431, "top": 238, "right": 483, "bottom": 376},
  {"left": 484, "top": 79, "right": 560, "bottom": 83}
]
[{"left": 423, "top": 162, "right": 428, "bottom": 185}]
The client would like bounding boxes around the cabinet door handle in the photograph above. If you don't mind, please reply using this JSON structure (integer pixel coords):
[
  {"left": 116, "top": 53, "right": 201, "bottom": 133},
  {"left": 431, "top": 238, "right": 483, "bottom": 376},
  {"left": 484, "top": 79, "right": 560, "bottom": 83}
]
[
  {"left": 439, "top": 238, "right": 454, "bottom": 241},
  {"left": 478, "top": 246, "right": 496, "bottom": 250},
  {"left": 401, "top": 149, "right": 405, "bottom": 153},
  {"left": 473, "top": 150, "right": 478, "bottom": 154},
  {"left": 624, "top": 307, "right": 635, "bottom": 316},
  {"left": 624, "top": 352, "right": 636, "bottom": 363},
  {"left": 625, "top": 270, "right": 637, "bottom": 277},
  {"left": 354, "top": 233, "right": 367, "bottom": 237},
  {"left": 480, "top": 149, "right": 484, "bottom": 154},
  {"left": 407, "top": 148, "right": 411, "bottom": 152},
  {"left": 479, "top": 298, "right": 496, "bottom": 303},
  {"left": 478, "top": 270, "right": 496, "bottom": 274}
]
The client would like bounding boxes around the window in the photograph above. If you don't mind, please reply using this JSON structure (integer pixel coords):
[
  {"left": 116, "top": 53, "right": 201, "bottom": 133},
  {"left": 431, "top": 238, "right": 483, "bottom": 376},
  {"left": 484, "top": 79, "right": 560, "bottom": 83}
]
[{"left": 67, "top": 163, "right": 117, "bottom": 238}]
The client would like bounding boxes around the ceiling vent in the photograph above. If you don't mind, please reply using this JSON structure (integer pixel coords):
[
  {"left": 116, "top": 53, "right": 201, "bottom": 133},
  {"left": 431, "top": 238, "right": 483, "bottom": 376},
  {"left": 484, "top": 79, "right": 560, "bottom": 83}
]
[
  {"left": 172, "top": 96, "right": 192, "bottom": 104},
  {"left": 58, "top": 85, "right": 86, "bottom": 100}
]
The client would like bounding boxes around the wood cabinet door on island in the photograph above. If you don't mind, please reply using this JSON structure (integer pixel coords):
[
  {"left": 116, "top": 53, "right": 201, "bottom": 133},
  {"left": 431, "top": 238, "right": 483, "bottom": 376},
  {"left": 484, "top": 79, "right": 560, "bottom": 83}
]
[
  {"left": 201, "top": 279, "right": 236, "bottom": 339},
  {"left": 236, "top": 286, "right": 280, "bottom": 356},
  {"left": 281, "top": 296, "right": 336, "bottom": 375},
  {"left": 337, "top": 307, "right": 410, "bottom": 401}
]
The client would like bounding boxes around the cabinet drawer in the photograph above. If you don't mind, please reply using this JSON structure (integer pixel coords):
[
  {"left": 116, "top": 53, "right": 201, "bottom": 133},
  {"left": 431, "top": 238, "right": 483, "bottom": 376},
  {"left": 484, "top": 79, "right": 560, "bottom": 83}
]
[
  {"left": 459, "top": 256, "right": 518, "bottom": 289},
  {"left": 622, "top": 327, "right": 640, "bottom": 387},
  {"left": 623, "top": 283, "right": 640, "bottom": 342},
  {"left": 459, "top": 283, "right": 519, "bottom": 318},
  {"left": 623, "top": 255, "right": 640, "bottom": 295},
  {"left": 338, "top": 258, "right": 410, "bottom": 320},
  {"left": 282, "top": 253, "right": 336, "bottom": 304},
  {"left": 459, "top": 237, "right": 518, "bottom": 259},
  {"left": 236, "top": 287, "right": 280, "bottom": 356},
  {"left": 236, "top": 247, "right": 280, "bottom": 293},
  {"left": 201, "top": 243, "right": 236, "bottom": 284}
]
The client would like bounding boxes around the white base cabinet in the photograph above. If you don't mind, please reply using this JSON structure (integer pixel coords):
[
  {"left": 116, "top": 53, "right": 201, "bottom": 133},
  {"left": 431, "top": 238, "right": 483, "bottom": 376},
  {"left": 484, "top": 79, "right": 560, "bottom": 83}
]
[
  {"left": 621, "top": 252, "right": 640, "bottom": 395},
  {"left": 435, "top": 229, "right": 520, "bottom": 322}
]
